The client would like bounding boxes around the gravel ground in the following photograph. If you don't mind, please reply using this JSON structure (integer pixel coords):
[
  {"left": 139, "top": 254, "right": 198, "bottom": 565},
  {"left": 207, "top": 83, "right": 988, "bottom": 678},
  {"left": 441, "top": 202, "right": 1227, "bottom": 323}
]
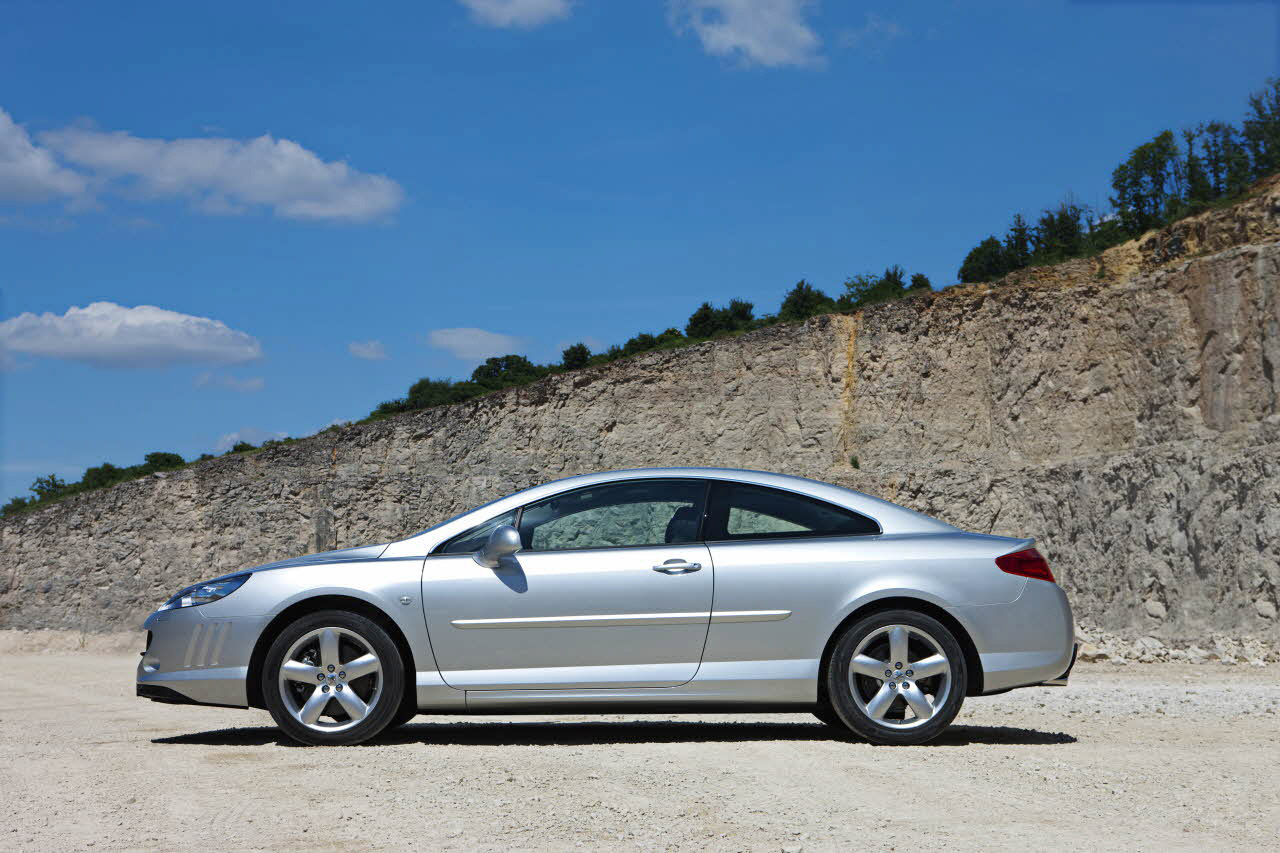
[{"left": 4, "top": 654, "right": 1278, "bottom": 852}]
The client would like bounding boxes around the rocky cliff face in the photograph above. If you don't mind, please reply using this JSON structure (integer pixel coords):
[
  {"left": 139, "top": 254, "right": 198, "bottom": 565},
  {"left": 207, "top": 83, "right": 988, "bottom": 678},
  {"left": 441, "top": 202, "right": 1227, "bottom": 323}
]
[{"left": 4, "top": 182, "right": 1279, "bottom": 644}]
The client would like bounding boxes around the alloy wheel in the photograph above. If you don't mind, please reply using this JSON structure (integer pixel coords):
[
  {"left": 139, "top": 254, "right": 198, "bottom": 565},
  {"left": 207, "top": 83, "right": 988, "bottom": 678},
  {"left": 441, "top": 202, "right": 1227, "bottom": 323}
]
[
  {"left": 847, "top": 624, "right": 952, "bottom": 730},
  {"left": 277, "top": 626, "right": 384, "bottom": 734}
]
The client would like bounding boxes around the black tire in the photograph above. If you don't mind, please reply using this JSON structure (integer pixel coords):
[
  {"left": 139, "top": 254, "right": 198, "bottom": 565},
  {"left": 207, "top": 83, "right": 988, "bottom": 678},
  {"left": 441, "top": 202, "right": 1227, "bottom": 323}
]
[
  {"left": 391, "top": 700, "right": 419, "bottom": 729},
  {"left": 826, "top": 609, "right": 967, "bottom": 745},
  {"left": 812, "top": 703, "right": 850, "bottom": 733},
  {"left": 263, "top": 609, "right": 406, "bottom": 746}
]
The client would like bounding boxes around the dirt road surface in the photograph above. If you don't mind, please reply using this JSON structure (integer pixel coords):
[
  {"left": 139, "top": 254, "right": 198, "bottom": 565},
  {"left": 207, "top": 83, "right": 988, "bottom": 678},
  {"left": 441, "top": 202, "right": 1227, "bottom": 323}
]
[{"left": 4, "top": 653, "right": 1278, "bottom": 852}]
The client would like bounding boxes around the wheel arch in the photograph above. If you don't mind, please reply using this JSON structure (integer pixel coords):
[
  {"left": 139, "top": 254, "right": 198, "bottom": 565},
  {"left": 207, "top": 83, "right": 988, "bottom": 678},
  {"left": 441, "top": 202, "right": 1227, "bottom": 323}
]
[
  {"left": 817, "top": 596, "right": 984, "bottom": 700},
  {"left": 245, "top": 594, "right": 418, "bottom": 710}
]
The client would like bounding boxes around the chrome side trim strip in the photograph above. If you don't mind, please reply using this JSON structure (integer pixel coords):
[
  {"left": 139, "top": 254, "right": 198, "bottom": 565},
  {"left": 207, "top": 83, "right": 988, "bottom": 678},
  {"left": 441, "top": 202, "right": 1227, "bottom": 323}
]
[
  {"left": 709, "top": 610, "right": 791, "bottom": 623},
  {"left": 452, "top": 613, "right": 710, "bottom": 629},
  {"left": 451, "top": 610, "right": 791, "bottom": 629}
]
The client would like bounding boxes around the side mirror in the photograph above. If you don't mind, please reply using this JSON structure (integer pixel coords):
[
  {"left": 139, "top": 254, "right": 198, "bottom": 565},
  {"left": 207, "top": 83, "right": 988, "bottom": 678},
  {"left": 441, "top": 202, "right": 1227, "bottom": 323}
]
[{"left": 473, "top": 524, "right": 522, "bottom": 568}]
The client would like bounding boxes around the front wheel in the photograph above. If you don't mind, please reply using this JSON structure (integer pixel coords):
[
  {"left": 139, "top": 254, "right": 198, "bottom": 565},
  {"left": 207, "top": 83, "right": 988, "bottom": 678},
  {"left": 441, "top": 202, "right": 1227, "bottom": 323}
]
[
  {"left": 263, "top": 610, "right": 405, "bottom": 746},
  {"left": 812, "top": 703, "right": 850, "bottom": 734},
  {"left": 826, "top": 609, "right": 967, "bottom": 745}
]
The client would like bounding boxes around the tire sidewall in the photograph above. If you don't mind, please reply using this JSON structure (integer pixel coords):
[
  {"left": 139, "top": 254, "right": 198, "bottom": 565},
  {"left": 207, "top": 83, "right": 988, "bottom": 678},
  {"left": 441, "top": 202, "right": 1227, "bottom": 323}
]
[
  {"left": 827, "top": 608, "right": 967, "bottom": 745},
  {"left": 812, "top": 704, "right": 850, "bottom": 733},
  {"left": 263, "top": 609, "right": 405, "bottom": 746}
]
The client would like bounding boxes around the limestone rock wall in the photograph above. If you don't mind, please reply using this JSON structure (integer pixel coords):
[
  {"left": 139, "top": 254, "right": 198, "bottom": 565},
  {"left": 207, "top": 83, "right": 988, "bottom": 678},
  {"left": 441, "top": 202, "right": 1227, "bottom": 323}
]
[{"left": 3, "top": 183, "right": 1279, "bottom": 642}]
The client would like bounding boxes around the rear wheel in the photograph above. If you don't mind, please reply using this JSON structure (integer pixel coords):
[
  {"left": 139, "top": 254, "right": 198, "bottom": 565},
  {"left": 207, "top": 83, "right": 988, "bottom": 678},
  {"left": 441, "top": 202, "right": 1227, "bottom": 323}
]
[
  {"left": 391, "top": 700, "right": 419, "bottom": 728},
  {"left": 263, "top": 610, "right": 405, "bottom": 746},
  {"left": 826, "top": 609, "right": 967, "bottom": 745}
]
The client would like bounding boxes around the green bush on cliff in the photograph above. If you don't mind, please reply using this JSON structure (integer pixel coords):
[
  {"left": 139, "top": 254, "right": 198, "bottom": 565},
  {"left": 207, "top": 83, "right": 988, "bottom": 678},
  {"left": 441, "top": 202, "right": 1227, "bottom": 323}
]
[
  {"left": 25, "top": 82, "right": 1280, "bottom": 518},
  {"left": 2, "top": 451, "right": 191, "bottom": 517},
  {"left": 367, "top": 268, "right": 936, "bottom": 425},
  {"left": 959, "top": 78, "right": 1280, "bottom": 283}
]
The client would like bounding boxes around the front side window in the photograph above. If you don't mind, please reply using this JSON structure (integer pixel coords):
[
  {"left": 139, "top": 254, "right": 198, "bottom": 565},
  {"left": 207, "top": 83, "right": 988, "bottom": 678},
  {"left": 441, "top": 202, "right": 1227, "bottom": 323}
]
[
  {"left": 706, "top": 482, "right": 879, "bottom": 540},
  {"left": 518, "top": 479, "right": 707, "bottom": 552},
  {"left": 436, "top": 510, "right": 518, "bottom": 555}
]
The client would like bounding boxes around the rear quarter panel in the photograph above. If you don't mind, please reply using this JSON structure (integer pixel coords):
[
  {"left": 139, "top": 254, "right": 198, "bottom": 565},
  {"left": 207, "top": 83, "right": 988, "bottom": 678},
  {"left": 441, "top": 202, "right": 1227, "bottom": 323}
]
[{"left": 700, "top": 531, "right": 1027, "bottom": 671}]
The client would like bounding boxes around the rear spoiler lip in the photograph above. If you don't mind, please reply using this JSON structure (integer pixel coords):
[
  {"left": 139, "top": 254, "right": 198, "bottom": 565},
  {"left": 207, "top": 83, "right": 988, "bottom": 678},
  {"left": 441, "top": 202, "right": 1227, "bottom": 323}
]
[{"left": 996, "top": 538, "right": 1037, "bottom": 557}]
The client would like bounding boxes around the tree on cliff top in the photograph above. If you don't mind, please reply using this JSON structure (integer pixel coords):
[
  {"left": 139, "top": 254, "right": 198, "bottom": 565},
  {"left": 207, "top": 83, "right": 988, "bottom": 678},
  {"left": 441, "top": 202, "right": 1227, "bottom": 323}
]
[
  {"left": 685, "top": 298, "right": 755, "bottom": 338},
  {"left": 959, "top": 78, "right": 1280, "bottom": 283},
  {"left": 778, "top": 281, "right": 836, "bottom": 322},
  {"left": 561, "top": 343, "right": 591, "bottom": 370}
]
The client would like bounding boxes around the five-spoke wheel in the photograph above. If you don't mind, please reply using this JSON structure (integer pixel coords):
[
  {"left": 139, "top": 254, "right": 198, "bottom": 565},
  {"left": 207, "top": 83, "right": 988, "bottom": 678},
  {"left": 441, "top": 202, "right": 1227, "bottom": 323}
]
[
  {"left": 278, "top": 626, "right": 384, "bottom": 733},
  {"left": 263, "top": 610, "right": 406, "bottom": 745},
  {"left": 847, "top": 624, "right": 952, "bottom": 728},
  {"left": 825, "top": 609, "right": 967, "bottom": 745}
]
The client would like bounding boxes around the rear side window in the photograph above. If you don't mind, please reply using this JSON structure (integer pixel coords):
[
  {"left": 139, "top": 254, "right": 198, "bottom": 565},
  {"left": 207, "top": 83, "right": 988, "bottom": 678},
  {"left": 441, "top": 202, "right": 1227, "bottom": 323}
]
[{"left": 706, "top": 482, "right": 879, "bottom": 541}]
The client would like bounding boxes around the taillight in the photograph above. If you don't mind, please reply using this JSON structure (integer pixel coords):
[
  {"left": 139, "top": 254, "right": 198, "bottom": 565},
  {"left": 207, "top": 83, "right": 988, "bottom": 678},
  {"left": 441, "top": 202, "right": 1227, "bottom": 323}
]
[{"left": 995, "top": 548, "right": 1055, "bottom": 583}]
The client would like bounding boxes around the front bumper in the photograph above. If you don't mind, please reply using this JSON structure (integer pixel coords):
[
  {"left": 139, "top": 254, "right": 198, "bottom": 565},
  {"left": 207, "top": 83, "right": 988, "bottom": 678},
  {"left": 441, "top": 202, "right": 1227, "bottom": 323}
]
[{"left": 136, "top": 606, "right": 268, "bottom": 708}]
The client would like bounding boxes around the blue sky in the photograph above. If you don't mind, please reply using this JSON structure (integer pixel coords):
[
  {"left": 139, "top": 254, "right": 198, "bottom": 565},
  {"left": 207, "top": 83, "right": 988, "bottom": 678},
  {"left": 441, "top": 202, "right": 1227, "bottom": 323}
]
[{"left": 1, "top": 0, "right": 1275, "bottom": 501}]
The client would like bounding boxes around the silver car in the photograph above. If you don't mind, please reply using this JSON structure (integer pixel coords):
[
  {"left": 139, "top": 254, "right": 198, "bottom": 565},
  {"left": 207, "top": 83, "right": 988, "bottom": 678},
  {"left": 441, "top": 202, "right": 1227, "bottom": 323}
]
[{"left": 137, "top": 468, "right": 1076, "bottom": 746}]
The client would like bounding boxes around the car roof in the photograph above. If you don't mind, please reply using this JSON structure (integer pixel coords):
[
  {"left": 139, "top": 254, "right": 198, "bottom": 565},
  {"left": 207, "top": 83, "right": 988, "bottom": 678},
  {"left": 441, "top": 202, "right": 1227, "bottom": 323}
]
[{"left": 383, "top": 467, "right": 954, "bottom": 557}]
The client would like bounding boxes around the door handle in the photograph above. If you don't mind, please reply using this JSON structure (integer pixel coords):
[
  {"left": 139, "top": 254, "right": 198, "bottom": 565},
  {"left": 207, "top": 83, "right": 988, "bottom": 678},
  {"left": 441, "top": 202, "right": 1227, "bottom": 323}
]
[{"left": 653, "top": 559, "right": 702, "bottom": 574}]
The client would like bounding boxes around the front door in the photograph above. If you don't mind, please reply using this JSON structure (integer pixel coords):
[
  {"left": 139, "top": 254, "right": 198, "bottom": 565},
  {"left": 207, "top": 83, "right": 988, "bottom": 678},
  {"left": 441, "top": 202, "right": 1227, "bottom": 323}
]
[{"left": 421, "top": 478, "right": 713, "bottom": 690}]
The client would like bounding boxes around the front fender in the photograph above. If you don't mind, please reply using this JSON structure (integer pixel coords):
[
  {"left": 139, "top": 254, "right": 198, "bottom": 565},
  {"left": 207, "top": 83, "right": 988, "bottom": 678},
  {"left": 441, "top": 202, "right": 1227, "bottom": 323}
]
[{"left": 243, "top": 559, "right": 445, "bottom": 693}]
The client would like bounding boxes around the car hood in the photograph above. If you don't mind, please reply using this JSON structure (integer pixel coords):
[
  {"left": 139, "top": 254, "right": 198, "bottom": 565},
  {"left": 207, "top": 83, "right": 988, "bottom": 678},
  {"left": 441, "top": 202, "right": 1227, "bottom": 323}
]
[{"left": 244, "top": 542, "right": 390, "bottom": 575}]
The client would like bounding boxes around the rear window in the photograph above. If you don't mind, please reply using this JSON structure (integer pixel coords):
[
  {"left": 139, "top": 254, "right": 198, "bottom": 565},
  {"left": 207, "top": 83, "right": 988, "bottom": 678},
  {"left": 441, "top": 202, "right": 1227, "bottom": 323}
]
[{"left": 706, "top": 482, "right": 879, "bottom": 540}]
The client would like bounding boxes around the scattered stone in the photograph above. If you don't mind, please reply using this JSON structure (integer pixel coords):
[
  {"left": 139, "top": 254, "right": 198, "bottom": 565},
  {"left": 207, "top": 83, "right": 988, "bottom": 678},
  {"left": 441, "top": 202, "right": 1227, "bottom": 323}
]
[
  {"left": 1185, "top": 646, "right": 1210, "bottom": 664},
  {"left": 1078, "top": 643, "right": 1109, "bottom": 663}
]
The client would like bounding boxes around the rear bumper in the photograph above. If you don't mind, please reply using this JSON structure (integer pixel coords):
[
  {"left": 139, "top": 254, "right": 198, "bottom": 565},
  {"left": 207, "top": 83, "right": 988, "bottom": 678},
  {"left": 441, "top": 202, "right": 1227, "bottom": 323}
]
[
  {"left": 1042, "top": 643, "right": 1079, "bottom": 687},
  {"left": 947, "top": 578, "right": 1076, "bottom": 694}
]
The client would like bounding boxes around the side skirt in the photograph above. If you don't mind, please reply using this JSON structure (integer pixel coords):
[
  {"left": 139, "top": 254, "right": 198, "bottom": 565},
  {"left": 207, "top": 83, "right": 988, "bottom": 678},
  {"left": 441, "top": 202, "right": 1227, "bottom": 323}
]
[
  {"left": 453, "top": 658, "right": 821, "bottom": 712},
  {"left": 440, "top": 702, "right": 812, "bottom": 716}
]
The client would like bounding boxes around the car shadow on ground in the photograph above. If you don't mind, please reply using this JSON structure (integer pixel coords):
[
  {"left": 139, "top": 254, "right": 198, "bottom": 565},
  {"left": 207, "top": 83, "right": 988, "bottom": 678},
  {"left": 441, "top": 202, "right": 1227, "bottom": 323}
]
[{"left": 153, "top": 720, "right": 1076, "bottom": 748}]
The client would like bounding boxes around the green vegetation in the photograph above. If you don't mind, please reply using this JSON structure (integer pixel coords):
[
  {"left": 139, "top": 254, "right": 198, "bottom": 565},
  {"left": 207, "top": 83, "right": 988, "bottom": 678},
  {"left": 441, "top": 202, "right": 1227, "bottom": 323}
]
[
  {"left": 958, "top": 79, "right": 1280, "bottom": 283},
  {"left": 2, "top": 261, "right": 933, "bottom": 519},
  {"left": 366, "top": 265, "right": 933, "bottom": 422},
  {"left": 4, "top": 452, "right": 186, "bottom": 516},
  {"left": 0, "top": 441, "right": 289, "bottom": 517},
  {"left": 9, "top": 79, "right": 1279, "bottom": 520}
]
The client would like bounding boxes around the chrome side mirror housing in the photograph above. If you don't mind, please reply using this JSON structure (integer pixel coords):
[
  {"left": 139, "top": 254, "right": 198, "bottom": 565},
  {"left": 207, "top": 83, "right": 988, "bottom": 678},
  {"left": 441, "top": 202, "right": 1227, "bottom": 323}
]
[{"left": 473, "top": 524, "right": 522, "bottom": 568}]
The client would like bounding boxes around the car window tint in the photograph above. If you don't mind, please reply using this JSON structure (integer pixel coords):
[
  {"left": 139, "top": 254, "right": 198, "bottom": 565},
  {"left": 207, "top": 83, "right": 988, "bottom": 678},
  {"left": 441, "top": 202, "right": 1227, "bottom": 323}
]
[
  {"left": 437, "top": 510, "right": 518, "bottom": 554},
  {"left": 713, "top": 482, "right": 879, "bottom": 539},
  {"left": 519, "top": 480, "right": 706, "bottom": 551},
  {"left": 728, "top": 507, "right": 809, "bottom": 535}
]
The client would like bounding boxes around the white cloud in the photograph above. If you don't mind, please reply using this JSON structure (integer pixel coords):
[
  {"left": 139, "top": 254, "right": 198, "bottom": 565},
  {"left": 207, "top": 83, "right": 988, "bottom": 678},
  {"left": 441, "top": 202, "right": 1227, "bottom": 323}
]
[
  {"left": 37, "top": 125, "right": 404, "bottom": 223},
  {"left": 458, "top": 0, "right": 572, "bottom": 28},
  {"left": 0, "top": 104, "right": 404, "bottom": 225},
  {"left": 0, "top": 108, "right": 87, "bottom": 201},
  {"left": 427, "top": 327, "right": 524, "bottom": 361},
  {"left": 668, "top": 0, "right": 822, "bottom": 68},
  {"left": 0, "top": 302, "right": 263, "bottom": 369},
  {"left": 839, "top": 12, "right": 903, "bottom": 52},
  {"left": 195, "top": 371, "right": 266, "bottom": 392},
  {"left": 216, "top": 427, "right": 287, "bottom": 452},
  {"left": 348, "top": 339, "right": 389, "bottom": 360}
]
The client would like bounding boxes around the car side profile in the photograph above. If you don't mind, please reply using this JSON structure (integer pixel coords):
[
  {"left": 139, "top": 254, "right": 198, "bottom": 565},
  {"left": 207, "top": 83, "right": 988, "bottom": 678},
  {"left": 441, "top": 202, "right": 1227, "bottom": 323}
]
[{"left": 137, "top": 468, "right": 1076, "bottom": 746}]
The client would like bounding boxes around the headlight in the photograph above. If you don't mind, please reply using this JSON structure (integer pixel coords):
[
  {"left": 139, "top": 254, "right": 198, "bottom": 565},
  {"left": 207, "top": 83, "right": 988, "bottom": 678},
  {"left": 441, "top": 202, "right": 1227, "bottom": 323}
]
[{"left": 158, "top": 574, "right": 250, "bottom": 611}]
